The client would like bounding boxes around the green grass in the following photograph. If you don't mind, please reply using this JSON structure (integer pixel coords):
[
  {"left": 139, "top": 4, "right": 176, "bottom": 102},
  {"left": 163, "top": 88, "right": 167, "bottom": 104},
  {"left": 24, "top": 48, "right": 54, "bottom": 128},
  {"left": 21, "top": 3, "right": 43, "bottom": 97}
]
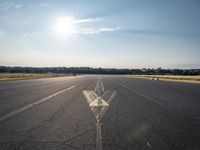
[
  {"left": 126, "top": 75, "right": 200, "bottom": 84},
  {"left": 0, "top": 73, "right": 74, "bottom": 81}
]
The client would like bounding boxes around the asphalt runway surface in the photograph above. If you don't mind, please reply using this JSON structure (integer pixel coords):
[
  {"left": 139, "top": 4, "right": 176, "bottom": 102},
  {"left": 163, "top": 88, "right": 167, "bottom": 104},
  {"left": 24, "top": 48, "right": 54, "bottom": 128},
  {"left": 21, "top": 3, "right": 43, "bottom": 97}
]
[{"left": 0, "top": 75, "right": 200, "bottom": 150}]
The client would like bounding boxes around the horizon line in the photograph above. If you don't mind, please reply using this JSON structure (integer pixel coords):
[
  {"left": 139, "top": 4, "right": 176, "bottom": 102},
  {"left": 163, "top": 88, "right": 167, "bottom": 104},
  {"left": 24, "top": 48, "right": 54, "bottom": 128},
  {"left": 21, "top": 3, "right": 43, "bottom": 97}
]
[{"left": 0, "top": 65, "right": 199, "bottom": 70}]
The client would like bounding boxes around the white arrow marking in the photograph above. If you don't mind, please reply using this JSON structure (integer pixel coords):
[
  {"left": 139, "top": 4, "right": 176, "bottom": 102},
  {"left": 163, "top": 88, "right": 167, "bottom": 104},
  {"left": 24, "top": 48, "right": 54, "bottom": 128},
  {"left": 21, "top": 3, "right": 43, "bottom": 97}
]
[
  {"left": 89, "top": 97, "right": 109, "bottom": 107},
  {"left": 98, "top": 91, "right": 117, "bottom": 120},
  {"left": 83, "top": 79, "right": 116, "bottom": 150},
  {"left": 83, "top": 90, "right": 116, "bottom": 121}
]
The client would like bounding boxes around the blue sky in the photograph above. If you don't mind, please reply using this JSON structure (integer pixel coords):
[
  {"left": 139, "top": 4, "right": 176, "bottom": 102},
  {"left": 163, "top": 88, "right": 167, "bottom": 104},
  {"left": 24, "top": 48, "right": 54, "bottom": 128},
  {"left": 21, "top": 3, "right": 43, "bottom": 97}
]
[{"left": 0, "top": 0, "right": 200, "bottom": 69}]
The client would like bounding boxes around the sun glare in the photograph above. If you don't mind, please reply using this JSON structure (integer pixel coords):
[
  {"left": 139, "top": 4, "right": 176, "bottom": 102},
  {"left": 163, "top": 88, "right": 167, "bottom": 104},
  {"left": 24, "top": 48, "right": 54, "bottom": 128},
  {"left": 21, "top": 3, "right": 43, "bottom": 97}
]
[{"left": 54, "top": 16, "right": 77, "bottom": 37}]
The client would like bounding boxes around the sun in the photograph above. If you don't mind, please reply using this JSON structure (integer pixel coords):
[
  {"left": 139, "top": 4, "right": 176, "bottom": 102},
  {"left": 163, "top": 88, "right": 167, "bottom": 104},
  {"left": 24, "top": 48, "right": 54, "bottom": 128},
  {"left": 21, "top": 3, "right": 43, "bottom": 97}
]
[{"left": 54, "top": 16, "right": 77, "bottom": 37}]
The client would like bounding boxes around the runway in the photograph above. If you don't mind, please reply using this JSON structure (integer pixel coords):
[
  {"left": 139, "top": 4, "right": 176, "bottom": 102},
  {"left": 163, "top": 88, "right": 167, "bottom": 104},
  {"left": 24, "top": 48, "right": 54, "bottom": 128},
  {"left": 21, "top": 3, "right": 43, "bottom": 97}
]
[{"left": 0, "top": 75, "right": 200, "bottom": 150}]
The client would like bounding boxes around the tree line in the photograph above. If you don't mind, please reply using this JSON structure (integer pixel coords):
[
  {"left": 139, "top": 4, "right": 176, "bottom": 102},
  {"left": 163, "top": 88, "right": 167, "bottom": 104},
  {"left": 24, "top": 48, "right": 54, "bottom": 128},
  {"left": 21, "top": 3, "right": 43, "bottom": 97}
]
[{"left": 0, "top": 66, "right": 199, "bottom": 75}]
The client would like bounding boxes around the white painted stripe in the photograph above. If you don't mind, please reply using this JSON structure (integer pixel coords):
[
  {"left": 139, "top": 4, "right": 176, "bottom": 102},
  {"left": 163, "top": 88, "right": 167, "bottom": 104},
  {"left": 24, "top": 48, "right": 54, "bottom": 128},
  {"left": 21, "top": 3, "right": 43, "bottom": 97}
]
[
  {"left": 96, "top": 122, "right": 103, "bottom": 150},
  {"left": 94, "top": 79, "right": 105, "bottom": 96},
  {"left": 94, "top": 80, "right": 99, "bottom": 92},
  {"left": 107, "top": 91, "right": 117, "bottom": 105},
  {"left": 92, "top": 91, "right": 99, "bottom": 98},
  {"left": 99, "top": 82, "right": 101, "bottom": 95},
  {"left": 95, "top": 80, "right": 101, "bottom": 95},
  {"left": 101, "top": 90, "right": 109, "bottom": 99},
  {"left": 100, "top": 80, "right": 104, "bottom": 93},
  {"left": 95, "top": 80, "right": 105, "bottom": 96},
  {"left": 113, "top": 80, "right": 167, "bottom": 108},
  {"left": 0, "top": 85, "right": 77, "bottom": 122},
  {"left": 83, "top": 91, "right": 97, "bottom": 104},
  {"left": 99, "top": 91, "right": 117, "bottom": 121}
]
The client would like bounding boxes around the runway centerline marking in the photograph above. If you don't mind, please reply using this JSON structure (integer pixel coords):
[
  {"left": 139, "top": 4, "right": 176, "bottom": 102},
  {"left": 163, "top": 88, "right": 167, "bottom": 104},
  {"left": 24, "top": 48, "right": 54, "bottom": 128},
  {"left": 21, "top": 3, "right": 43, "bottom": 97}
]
[
  {"left": 94, "top": 79, "right": 104, "bottom": 96},
  {"left": 83, "top": 79, "right": 117, "bottom": 150},
  {"left": 0, "top": 84, "right": 77, "bottom": 122}
]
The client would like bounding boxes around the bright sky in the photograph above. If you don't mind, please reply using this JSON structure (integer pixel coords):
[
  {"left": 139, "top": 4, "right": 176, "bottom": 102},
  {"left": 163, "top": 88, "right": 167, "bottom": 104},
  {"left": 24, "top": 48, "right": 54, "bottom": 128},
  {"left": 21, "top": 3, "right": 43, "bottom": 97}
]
[{"left": 0, "top": 0, "right": 200, "bottom": 69}]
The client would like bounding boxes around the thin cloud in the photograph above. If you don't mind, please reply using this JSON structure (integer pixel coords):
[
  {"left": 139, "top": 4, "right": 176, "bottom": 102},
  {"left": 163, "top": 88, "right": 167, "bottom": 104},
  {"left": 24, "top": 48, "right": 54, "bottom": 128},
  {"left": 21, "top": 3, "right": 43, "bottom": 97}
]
[
  {"left": 48, "top": 16, "right": 121, "bottom": 36},
  {"left": 73, "top": 18, "right": 103, "bottom": 24},
  {"left": 123, "top": 29, "right": 200, "bottom": 38},
  {"left": 56, "top": 16, "right": 103, "bottom": 24},
  {"left": 81, "top": 27, "right": 121, "bottom": 34}
]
